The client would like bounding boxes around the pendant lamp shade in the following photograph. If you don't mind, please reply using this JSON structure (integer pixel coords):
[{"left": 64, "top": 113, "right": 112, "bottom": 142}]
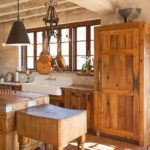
[
  {"left": 6, "top": 20, "right": 30, "bottom": 46},
  {"left": 6, "top": 0, "right": 30, "bottom": 46}
]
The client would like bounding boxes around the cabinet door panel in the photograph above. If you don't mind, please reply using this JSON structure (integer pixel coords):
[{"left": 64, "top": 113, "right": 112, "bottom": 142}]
[
  {"left": 102, "top": 55, "right": 133, "bottom": 91},
  {"left": 63, "top": 89, "right": 94, "bottom": 130},
  {"left": 70, "top": 92, "right": 83, "bottom": 109},
  {"left": 102, "top": 93, "right": 133, "bottom": 132},
  {"left": 98, "top": 28, "right": 140, "bottom": 141},
  {"left": 102, "top": 30, "right": 134, "bottom": 51}
]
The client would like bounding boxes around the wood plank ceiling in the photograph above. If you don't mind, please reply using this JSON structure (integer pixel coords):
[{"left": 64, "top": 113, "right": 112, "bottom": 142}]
[
  {"left": 0, "top": 0, "right": 147, "bottom": 23},
  {"left": 0, "top": 0, "right": 81, "bottom": 23},
  {"left": 0, "top": 0, "right": 115, "bottom": 23}
]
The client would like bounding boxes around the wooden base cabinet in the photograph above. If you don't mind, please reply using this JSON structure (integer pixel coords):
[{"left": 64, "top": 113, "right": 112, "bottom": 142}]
[
  {"left": 94, "top": 22, "right": 150, "bottom": 146},
  {"left": 61, "top": 86, "right": 94, "bottom": 131},
  {"left": 49, "top": 95, "right": 63, "bottom": 107}
]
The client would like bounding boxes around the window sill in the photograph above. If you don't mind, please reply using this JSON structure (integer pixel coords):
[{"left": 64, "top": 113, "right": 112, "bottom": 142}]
[{"left": 76, "top": 72, "right": 94, "bottom": 77}]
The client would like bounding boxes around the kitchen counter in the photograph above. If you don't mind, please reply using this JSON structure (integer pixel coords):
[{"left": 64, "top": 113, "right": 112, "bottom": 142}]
[
  {"left": 0, "top": 82, "right": 21, "bottom": 86},
  {"left": 0, "top": 91, "right": 49, "bottom": 150},
  {"left": 61, "top": 85, "right": 94, "bottom": 92}
]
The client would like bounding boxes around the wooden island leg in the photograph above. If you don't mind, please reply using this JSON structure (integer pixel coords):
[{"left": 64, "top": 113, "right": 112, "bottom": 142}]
[
  {"left": 77, "top": 135, "right": 85, "bottom": 150},
  {"left": 18, "top": 135, "right": 31, "bottom": 150},
  {"left": 53, "top": 145, "right": 63, "bottom": 150}
]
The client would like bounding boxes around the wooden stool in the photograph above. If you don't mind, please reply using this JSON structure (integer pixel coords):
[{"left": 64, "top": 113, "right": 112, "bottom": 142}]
[{"left": 16, "top": 104, "right": 87, "bottom": 150}]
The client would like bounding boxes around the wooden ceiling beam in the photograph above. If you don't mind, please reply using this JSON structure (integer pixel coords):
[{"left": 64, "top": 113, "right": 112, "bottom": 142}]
[
  {"left": 0, "top": 0, "right": 31, "bottom": 8},
  {"left": 0, "top": 6, "right": 81, "bottom": 23},
  {"left": 0, "top": 0, "right": 72, "bottom": 17},
  {"left": 67, "top": 0, "right": 114, "bottom": 15}
]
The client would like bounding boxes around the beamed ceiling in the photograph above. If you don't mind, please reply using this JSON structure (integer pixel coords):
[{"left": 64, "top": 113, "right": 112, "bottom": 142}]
[
  {"left": 0, "top": 0, "right": 149, "bottom": 23},
  {"left": 0, "top": 0, "right": 115, "bottom": 23}
]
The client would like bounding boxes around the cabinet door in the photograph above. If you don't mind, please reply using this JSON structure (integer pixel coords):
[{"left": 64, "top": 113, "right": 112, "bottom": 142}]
[
  {"left": 69, "top": 91, "right": 86, "bottom": 110},
  {"left": 64, "top": 90, "right": 94, "bottom": 130},
  {"left": 99, "top": 29, "right": 140, "bottom": 141}
]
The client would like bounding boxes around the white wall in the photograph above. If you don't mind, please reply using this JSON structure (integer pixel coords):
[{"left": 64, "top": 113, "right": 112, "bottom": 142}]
[
  {"left": 0, "top": 8, "right": 100, "bottom": 72},
  {"left": 0, "top": 0, "right": 148, "bottom": 83},
  {"left": 0, "top": 8, "right": 99, "bottom": 84}
]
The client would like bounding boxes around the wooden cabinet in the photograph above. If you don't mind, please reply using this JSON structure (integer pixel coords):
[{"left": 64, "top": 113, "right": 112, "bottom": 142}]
[
  {"left": 0, "top": 82, "right": 22, "bottom": 92},
  {"left": 61, "top": 86, "right": 94, "bottom": 131},
  {"left": 49, "top": 95, "right": 63, "bottom": 107},
  {"left": 94, "top": 22, "right": 150, "bottom": 146}
]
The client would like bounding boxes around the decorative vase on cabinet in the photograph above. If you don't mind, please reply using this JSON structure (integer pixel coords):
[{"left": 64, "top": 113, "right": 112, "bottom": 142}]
[{"left": 94, "top": 22, "right": 150, "bottom": 146}]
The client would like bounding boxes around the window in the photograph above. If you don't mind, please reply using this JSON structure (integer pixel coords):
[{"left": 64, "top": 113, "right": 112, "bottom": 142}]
[
  {"left": 90, "top": 26, "right": 94, "bottom": 67},
  {"left": 22, "top": 20, "right": 100, "bottom": 70},
  {"left": 50, "top": 32, "right": 58, "bottom": 57},
  {"left": 61, "top": 28, "right": 70, "bottom": 66},
  {"left": 37, "top": 32, "right": 43, "bottom": 60},
  {"left": 26, "top": 33, "right": 34, "bottom": 69},
  {"left": 76, "top": 26, "right": 86, "bottom": 70}
]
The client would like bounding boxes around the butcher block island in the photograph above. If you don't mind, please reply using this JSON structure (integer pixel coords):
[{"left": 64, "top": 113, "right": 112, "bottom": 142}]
[{"left": 0, "top": 91, "right": 49, "bottom": 150}]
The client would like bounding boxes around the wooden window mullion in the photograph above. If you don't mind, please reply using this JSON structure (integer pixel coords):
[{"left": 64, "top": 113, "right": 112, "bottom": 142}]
[
  {"left": 73, "top": 28, "right": 77, "bottom": 71},
  {"left": 57, "top": 29, "right": 61, "bottom": 55},
  {"left": 86, "top": 26, "right": 90, "bottom": 57},
  {"left": 21, "top": 46, "right": 27, "bottom": 68},
  {"left": 42, "top": 31, "right": 45, "bottom": 53},
  {"left": 69, "top": 28, "right": 72, "bottom": 71},
  {"left": 34, "top": 32, "right": 37, "bottom": 69}
]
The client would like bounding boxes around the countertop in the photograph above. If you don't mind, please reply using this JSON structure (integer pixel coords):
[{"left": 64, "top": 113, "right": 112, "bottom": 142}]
[
  {"left": 61, "top": 85, "right": 94, "bottom": 92},
  {"left": 0, "top": 91, "right": 48, "bottom": 105},
  {"left": 0, "top": 82, "right": 22, "bottom": 86}
]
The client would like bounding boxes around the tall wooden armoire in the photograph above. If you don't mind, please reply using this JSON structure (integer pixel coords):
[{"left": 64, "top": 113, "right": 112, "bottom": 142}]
[{"left": 94, "top": 22, "right": 150, "bottom": 146}]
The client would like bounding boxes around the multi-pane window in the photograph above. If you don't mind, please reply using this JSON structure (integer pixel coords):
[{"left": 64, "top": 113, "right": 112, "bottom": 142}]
[
  {"left": 76, "top": 26, "right": 86, "bottom": 70},
  {"left": 61, "top": 28, "right": 70, "bottom": 66},
  {"left": 22, "top": 20, "right": 100, "bottom": 71},
  {"left": 90, "top": 26, "right": 94, "bottom": 67},
  {"left": 27, "top": 33, "right": 34, "bottom": 69},
  {"left": 37, "top": 32, "right": 43, "bottom": 60},
  {"left": 50, "top": 32, "right": 57, "bottom": 57}
]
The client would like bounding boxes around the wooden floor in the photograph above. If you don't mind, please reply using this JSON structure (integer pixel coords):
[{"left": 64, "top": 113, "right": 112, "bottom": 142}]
[{"left": 37, "top": 134, "right": 147, "bottom": 150}]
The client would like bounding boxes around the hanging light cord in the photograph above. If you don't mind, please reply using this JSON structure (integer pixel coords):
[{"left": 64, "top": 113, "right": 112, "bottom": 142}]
[{"left": 17, "top": 0, "right": 19, "bottom": 21}]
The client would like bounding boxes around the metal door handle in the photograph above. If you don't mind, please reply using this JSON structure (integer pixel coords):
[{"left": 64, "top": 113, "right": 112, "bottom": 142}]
[{"left": 98, "top": 61, "right": 101, "bottom": 91}]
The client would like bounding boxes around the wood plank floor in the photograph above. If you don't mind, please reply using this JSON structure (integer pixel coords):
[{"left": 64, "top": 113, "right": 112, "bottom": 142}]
[{"left": 37, "top": 134, "right": 147, "bottom": 150}]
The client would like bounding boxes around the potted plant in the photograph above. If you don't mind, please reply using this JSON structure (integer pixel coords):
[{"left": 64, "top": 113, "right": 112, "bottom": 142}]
[{"left": 81, "top": 57, "right": 93, "bottom": 74}]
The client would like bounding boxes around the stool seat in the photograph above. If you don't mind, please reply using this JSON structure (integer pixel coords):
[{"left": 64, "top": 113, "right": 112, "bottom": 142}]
[{"left": 17, "top": 104, "right": 87, "bottom": 150}]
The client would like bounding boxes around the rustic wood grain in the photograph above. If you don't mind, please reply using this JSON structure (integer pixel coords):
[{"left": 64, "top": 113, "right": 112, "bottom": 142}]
[
  {"left": 94, "top": 22, "right": 150, "bottom": 146},
  {"left": 0, "top": 91, "right": 49, "bottom": 150},
  {"left": 17, "top": 104, "right": 87, "bottom": 150},
  {"left": 61, "top": 85, "right": 94, "bottom": 131}
]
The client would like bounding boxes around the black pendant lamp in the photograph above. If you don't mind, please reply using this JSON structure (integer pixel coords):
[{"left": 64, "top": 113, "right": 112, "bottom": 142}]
[{"left": 6, "top": 0, "right": 30, "bottom": 46}]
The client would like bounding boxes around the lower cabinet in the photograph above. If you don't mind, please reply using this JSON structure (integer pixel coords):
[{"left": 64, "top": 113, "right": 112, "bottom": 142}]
[
  {"left": 61, "top": 86, "right": 94, "bottom": 131},
  {"left": 49, "top": 95, "right": 64, "bottom": 107}
]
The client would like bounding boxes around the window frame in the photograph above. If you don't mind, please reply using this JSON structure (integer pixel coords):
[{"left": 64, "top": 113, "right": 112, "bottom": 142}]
[{"left": 21, "top": 19, "right": 100, "bottom": 71}]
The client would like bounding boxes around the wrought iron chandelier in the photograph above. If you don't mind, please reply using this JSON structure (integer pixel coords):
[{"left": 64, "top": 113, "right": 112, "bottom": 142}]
[{"left": 43, "top": 0, "right": 60, "bottom": 38}]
